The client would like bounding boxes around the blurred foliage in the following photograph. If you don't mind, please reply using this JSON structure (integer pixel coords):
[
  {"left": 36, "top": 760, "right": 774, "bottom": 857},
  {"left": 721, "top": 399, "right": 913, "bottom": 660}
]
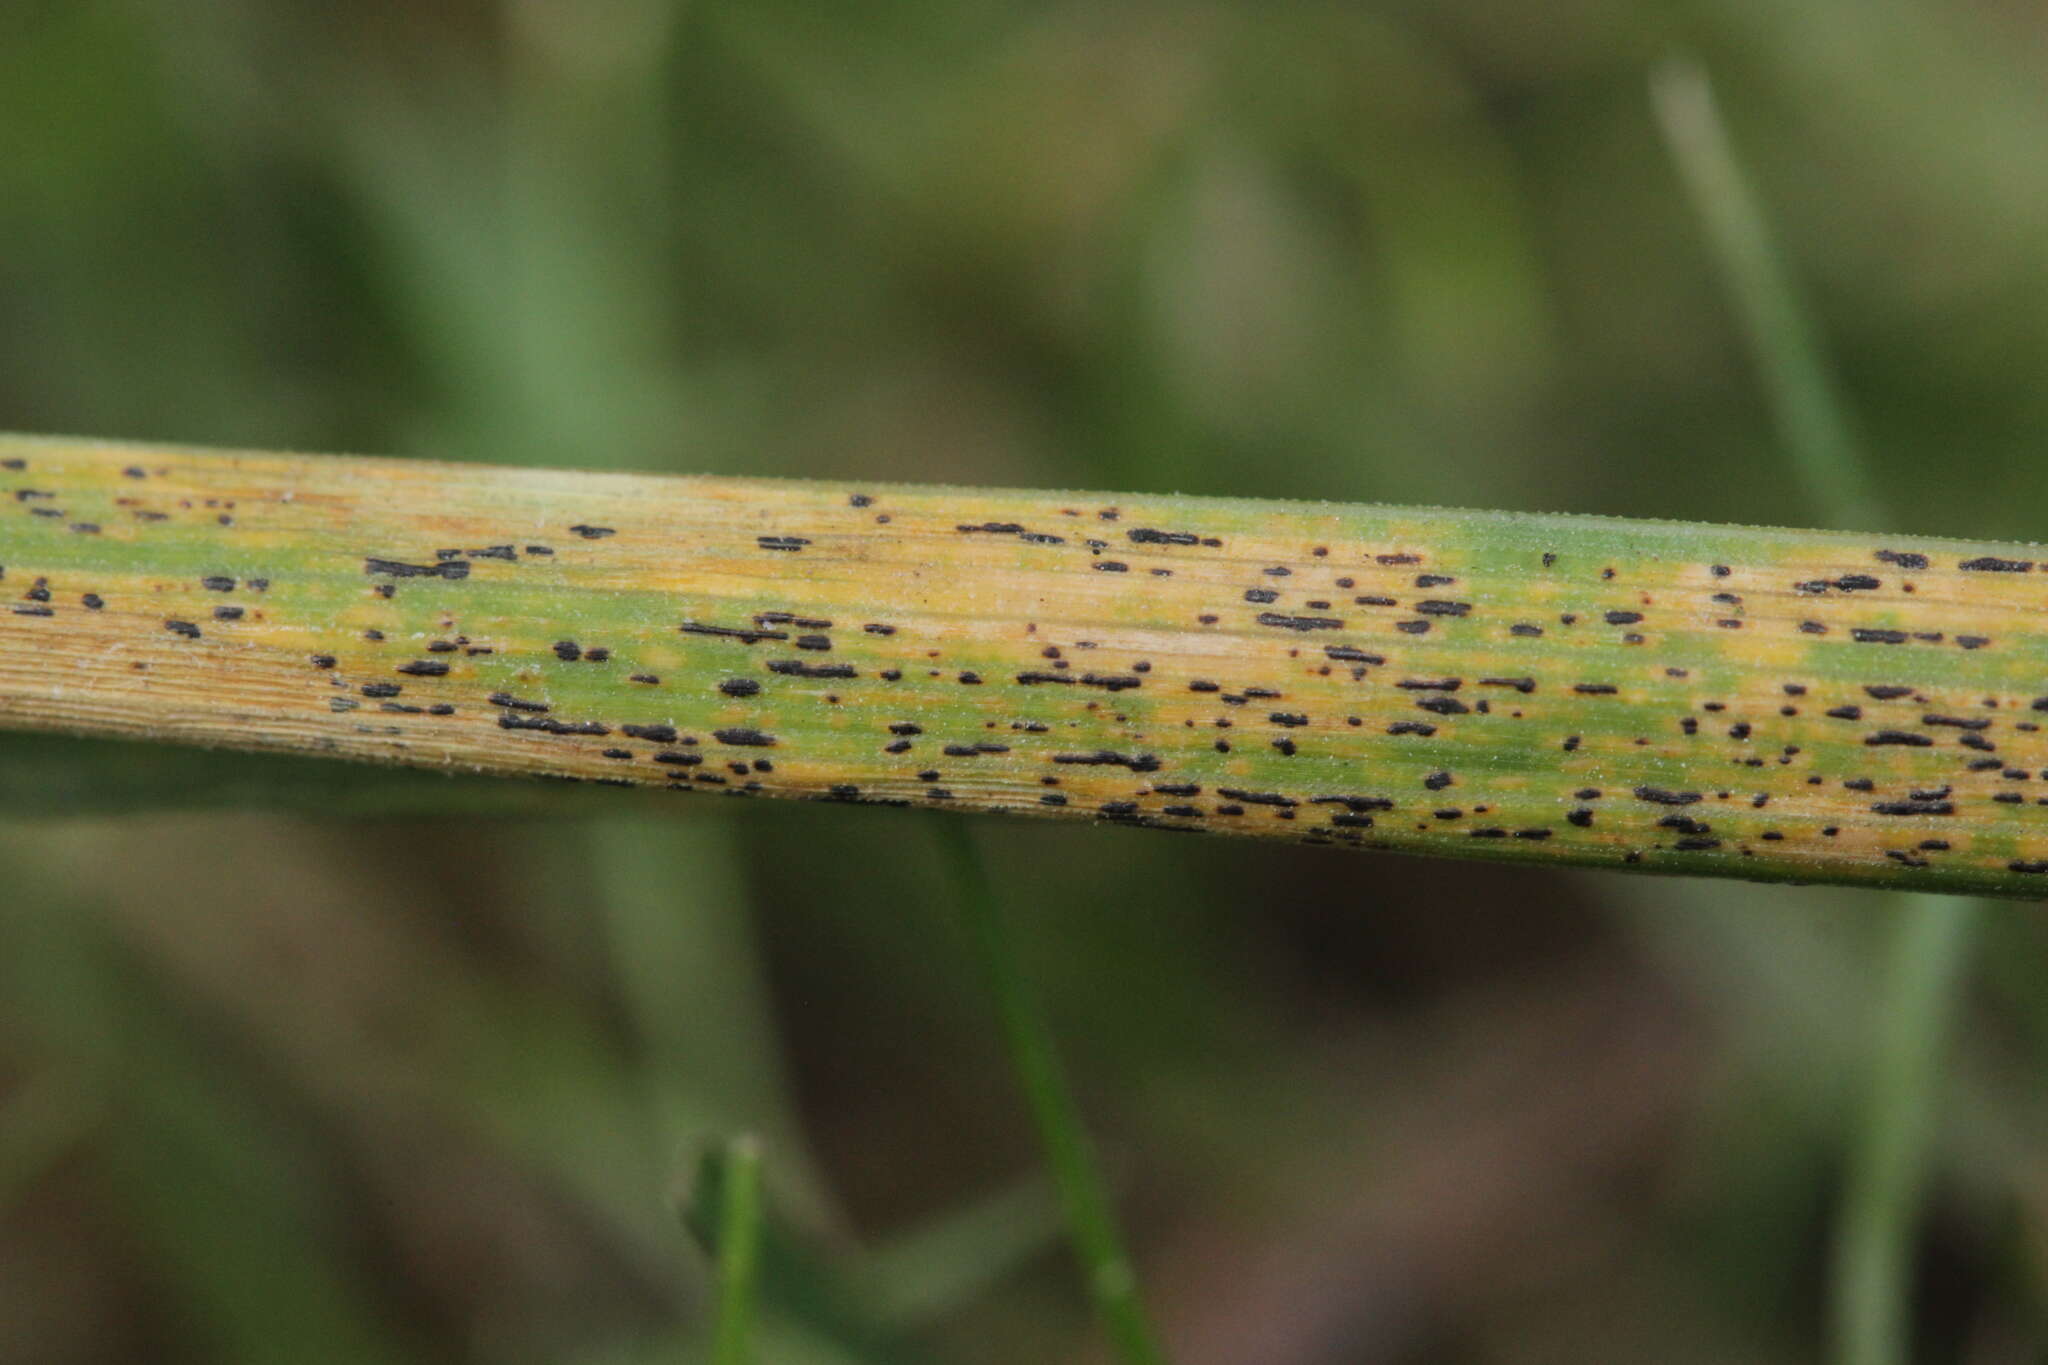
[{"left": 5, "top": 1, "right": 2048, "bottom": 1361}]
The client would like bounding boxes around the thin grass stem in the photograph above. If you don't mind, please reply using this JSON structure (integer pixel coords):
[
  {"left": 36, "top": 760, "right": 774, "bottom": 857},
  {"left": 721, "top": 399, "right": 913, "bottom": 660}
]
[
  {"left": 1829, "top": 895, "right": 1974, "bottom": 1365},
  {"left": 936, "top": 822, "right": 1169, "bottom": 1365},
  {"left": 1651, "top": 57, "right": 1886, "bottom": 532},
  {"left": 708, "top": 1135, "right": 765, "bottom": 1365}
]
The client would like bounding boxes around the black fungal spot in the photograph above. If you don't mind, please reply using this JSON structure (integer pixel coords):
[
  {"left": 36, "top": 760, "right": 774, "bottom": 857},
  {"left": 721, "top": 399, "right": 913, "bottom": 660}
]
[
  {"left": 713, "top": 728, "right": 775, "bottom": 747},
  {"left": 1387, "top": 722, "right": 1436, "bottom": 736},
  {"left": 1851, "top": 629, "right": 1907, "bottom": 644},
  {"left": 768, "top": 660, "right": 857, "bottom": 679},
  {"left": 1604, "top": 610, "right": 1643, "bottom": 625},
  {"left": 499, "top": 714, "right": 609, "bottom": 736},
  {"left": 681, "top": 622, "right": 787, "bottom": 644},
  {"left": 364, "top": 557, "right": 469, "bottom": 581},
  {"left": 552, "top": 641, "right": 582, "bottom": 661},
  {"left": 397, "top": 660, "right": 449, "bottom": 677},
  {"left": 164, "top": 619, "right": 200, "bottom": 639},
  {"left": 1960, "top": 556, "right": 2031, "bottom": 572},
  {"left": 757, "top": 536, "right": 809, "bottom": 551},
  {"left": 1128, "top": 528, "right": 1199, "bottom": 545},
  {"left": 616, "top": 724, "right": 678, "bottom": 743},
  {"left": 1257, "top": 612, "right": 1342, "bottom": 631},
  {"left": 1052, "top": 751, "right": 1162, "bottom": 772},
  {"left": 569, "top": 524, "right": 616, "bottom": 539},
  {"left": 1634, "top": 786, "right": 1703, "bottom": 806},
  {"left": 1415, "top": 600, "right": 1471, "bottom": 617},
  {"left": 1216, "top": 789, "right": 1298, "bottom": 808},
  {"left": 1865, "top": 731, "right": 1934, "bottom": 747}
]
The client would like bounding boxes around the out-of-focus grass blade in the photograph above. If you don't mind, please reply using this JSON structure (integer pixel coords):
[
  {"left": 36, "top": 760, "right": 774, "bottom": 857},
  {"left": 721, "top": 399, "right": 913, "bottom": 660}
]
[
  {"left": 1650, "top": 58, "right": 1884, "bottom": 533},
  {"left": 860, "top": 1175, "right": 1061, "bottom": 1329},
  {"left": 0, "top": 1074, "right": 97, "bottom": 1217},
  {"left": 1653, "top": 55, "right": 1985, "bottom": 1365},
  {"left": 938, "top": 822, "right": 1169, "bottom": 1365},
  {"left": 0, "top": 878, "right": 412, "bottom": 1365},
  {"left": 0, "top": 732, "right": 638, "bottom": 817},
  {"left": 707, "top": 1136, "right": 765, "bottom": 1365},
  {"left": 679, "top": 1144, "right": 937, "bottom": 1365}
]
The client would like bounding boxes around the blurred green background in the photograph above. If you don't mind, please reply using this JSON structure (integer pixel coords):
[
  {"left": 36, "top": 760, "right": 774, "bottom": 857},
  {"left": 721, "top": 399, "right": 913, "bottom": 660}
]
[{"left": 5, "top": 2, "right": 2048, "bottom": 1361}]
